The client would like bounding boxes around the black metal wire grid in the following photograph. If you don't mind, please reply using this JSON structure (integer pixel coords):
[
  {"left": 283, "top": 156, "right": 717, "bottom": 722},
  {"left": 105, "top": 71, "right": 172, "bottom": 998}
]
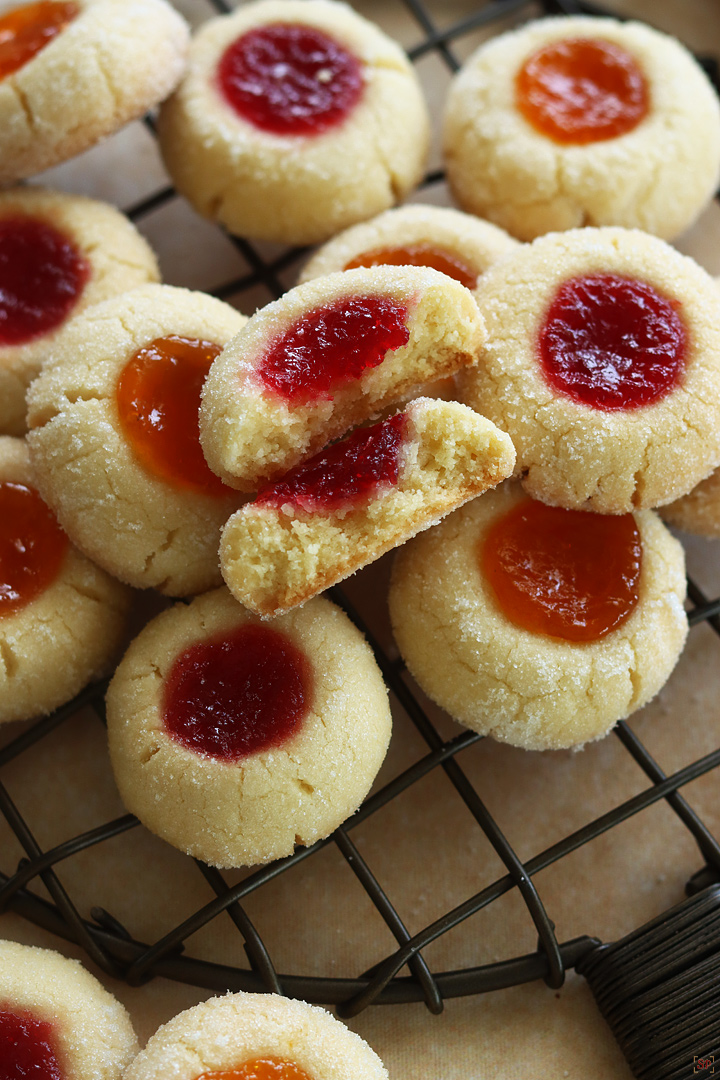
[{"left": 1, "top": 0, "right": 719, "bottom": 1028}]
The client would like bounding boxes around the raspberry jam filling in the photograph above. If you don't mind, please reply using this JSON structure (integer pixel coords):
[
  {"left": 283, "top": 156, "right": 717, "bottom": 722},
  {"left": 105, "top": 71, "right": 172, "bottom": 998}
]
[
  {"left": 344, "top": 245, "right": 478, "bottom": 290},
  {"left": 257, "top": 294, "right": 409, "bottom": 402},
  {"left": 0, "top": 1008, "right": 64, "bottom": 1080},
  {"left": 516, "top": 37, "right": 649, "bottom": 144},
  {"left": 163, "top": 624, "right": 312, "bottom": 762},
  {"left": 0, "top": 481, "right": 69, "bottom": 615},
  {"left": 116, "top": 335, "right": 230, "bottom": 497},
  {"left": 217, "top": 22, "right": 363, "bottom": 136},
  {"left": 0, "top": 216, "right": 89, "bottom": 346},
  {"left": 196, "top": 1060, "right": 314, "bottom": 1080},
  {"left": 481, "top": 498, "right": 642, "bottom": 642},
  {"left": 0, "top": 0, "right": 78, "bottom": 80},
  {"left": 538, "top": 273, "right": 687, "bottom": 411},
  {"left": 256, "top": 412, "right": 407, "bottom": 513}
]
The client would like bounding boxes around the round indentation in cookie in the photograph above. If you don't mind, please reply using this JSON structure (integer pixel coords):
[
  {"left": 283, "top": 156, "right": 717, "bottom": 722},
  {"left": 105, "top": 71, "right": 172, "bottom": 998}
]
[
  {"left": 443, "top": 15, "right": 720, "bottom": 241},
  {"left": 157, "top": 0, "right": 429, "bottom": 245},
  {"left": 388, "top": 482, "right": 688, "bottom": 751},
  {"left": 0, "top": 1, "right": 79, "bottom": 80},
  {"left": 26, "top": 284, "right": 247, "bottom": 597},
  {"left": 459, "top": 227, "right": 720, "bottom": 514},
  {"left": 106, "top": 588, "right": 391, "bottom": 867},
  {"left": 0, "top": 477, "right": 69, "bottom": 615}
]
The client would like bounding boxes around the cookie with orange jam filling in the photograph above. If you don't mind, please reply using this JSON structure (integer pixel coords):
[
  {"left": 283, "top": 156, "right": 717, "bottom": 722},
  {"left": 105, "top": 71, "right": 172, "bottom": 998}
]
[
  {"left": 443, "top": 15, "right": 720, "bottom": 242},
  {"left": 106, "top": 588, "right": 391, "bottom": 868},
  {"left": 0, "top": 185, "right": 160, "bottom": 437},
  {"left": 26, "top": 284, "right": 247, "bottom": 597},
  {"left": 123, "top": 991, "right": 387, "bottom": 1080},
  {"left": 0, "top": 436, "right": 130, "bottom": 725},
  {"left": 0, "top": 939, "right": 138, "bottom": 1079},
  {"left": 389, "top": 481, "right": 688, "bottom": 751},
  {"left": 459, "top": 227, "right": 720, "bottom": 515},
  {"left": 0, "top": 0, "right": 188, "bottom": 184},
  {"left": 157, "top": 0, "right": 429, "bottom": 246},
  {"left": 220, "top": 397, "right": 515, "bottom": 618},
  {"left": 200, "top": 265, "right": 488, "bottom": 493}
]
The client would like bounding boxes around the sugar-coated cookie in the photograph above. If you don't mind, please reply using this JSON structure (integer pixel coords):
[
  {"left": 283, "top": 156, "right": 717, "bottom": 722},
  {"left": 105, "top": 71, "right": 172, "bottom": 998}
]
[
  {"left": 0, "top": 185, "right": 160, "bottom": 436},
  {"left": 443, "top": 16, "right": 720, "bottom": 242},
  {"left": 0, "top": 0, "right": 189, "bottom": 184},
  {"left": 106, "top": 588, "right": 391, "bottom": 868},
  {"left": 0, "top": 938, "right": 137, "bottom": 1079},
  {"left": 200, "top": 265, "right": 487, "bottom": 492},
  {"left": 660, "top": 470, "right": 720, "bottom": 538},
  {"left": 157, "top": 0, "right": 430, "bottom": 245},
  {"left": 0, "top": 436, "right": 130, "bottom": 724},
  {"left": 123, "top": 991, "right": 388, "bottom": 1080},
  {"left": 459, "top": 227, "right": 720, "bottom": 514},
  {"left": 26, "top": 284, "right": 247, "bottom": 597},
  {"left": 389, "top": 482, "right": 688, "bottom": 751},
  {"left": 220, "top": 397, "right": 515, "bottom": 617}
]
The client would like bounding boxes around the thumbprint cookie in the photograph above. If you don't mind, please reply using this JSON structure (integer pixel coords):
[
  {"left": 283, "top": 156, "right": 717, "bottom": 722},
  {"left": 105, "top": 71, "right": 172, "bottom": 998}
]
[
  {"left": 200, "top": 265, "right": 487, "bottom": 492},
  {"left": 26, "top": 284, "right": 247, "bottom": 597},
  {"left": 389, "top": 482, "right": 688, "bottom": 751},
  {"left": 0, "top": 436, "right": 130, "bottom": 725},
  {"left": 123, "top": 991, "right": 388, "bottom": 1080},
  {"left": 0, "top": 185, "right": 160, "bottom": 436},
  {"left": 660, "top": 471, "right": 720, "bottom": 538},
  {"left": 0, "top": 939, "right": 138, "bottom": 1080},
  {"left": 443, "top": 16, "right": 720, "bottom": 242},
  {"left": 0, "top": 0, "right": 188, "bottom": 184},
  {"left": 220, "top": 397, "right": 515, "bottom": 618},
  {"left": 157, "top": 0, "right": 430, "bottom": 245},
  {"left": 106, "top": 588, "right": 391, "bottom": 868},
  {"left": 459, "top": 227, "right": 720, "bottom": 515}
]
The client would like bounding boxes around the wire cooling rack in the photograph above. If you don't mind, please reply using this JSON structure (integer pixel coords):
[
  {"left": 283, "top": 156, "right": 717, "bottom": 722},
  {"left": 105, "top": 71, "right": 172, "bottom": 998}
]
[{"left": 1, "top": 0, "right": 720, "bottom": 1071}]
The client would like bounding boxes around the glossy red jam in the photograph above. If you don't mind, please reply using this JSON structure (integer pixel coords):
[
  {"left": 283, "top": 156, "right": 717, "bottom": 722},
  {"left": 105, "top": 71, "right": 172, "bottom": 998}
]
[
  {"left": 0, "top": 216, "right": 89, "bottom": 346},
  {"left": 0, "top": 1008, "right": 64, "bottom": 1080},
  {"left": 481, "top": 498, "right": 642, "bottom": 642},
  {"left": 516, "top": 37, "right": 649, "bottom": 144},
  {"left": 257, "top": 294, "right": 409, "bottom": 402},
  {"left": 163, "top": 624, "right": 312, "bottom": 762},
  {"left": 116, "top": 335, "right": 229, "bottom": 497},
  {"left": 0, "top": 481, "right": 69, "bottom": 615},
  {"left": 256, "top": 412, "right": 407, "bottom": 512},
  {"left": 195, "top": 1060, "right": 313, "bottom": 1080},
  {"left": 538, "top": 274, "right": 687, "bottom": 411},
  {"left": 344, "top": 245, "right": 478, "bottom": 290},
  {"left": 217, "top": 22, "right": 363, "bottom": 136},
  {"left": 0, "top": 1, "right": 78, "bottom": 80}
]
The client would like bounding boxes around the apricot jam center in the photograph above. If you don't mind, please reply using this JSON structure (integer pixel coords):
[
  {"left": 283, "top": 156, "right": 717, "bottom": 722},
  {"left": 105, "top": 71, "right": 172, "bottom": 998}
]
[
  {"left": 0, "top": 481, "right": 68, "bottom": 615},
  {"left": 344, "top": 245, "right": 478, "bottom": 290},
  {"left": 538, "top": 274, "right": 687, "bottom": 411},
  {"left": 163, "top": 624, "right": 312, "bottom": 762},
  {"left": 0, "top": 1008, "right": 64, "bottom": 1080},
  {"left": 481, "top": 498, "right": 642, "bottom": 642},
  {"left": 0, "top": 216, "right": 89, "bottom": 345},
  {"left": 116, "top": 335, "right": 229, "bottom": 497},
  {"left": 196, "top": 1060, "right": 313, "bottom": 1080},
  {"left": 218, "top": 22, "right": 362, "bottom": 136},
  {"left": 257, "top": 412, "right": 407, "bottom": 512},
  {"left": 257, "top": 294, "right": 409, "bottom": 402},
  {"left": 516, "top": 37, "right": 648, "bottom": 144},
  {"left": 0, "top": 1, "right": 78, "bottom": 80}
]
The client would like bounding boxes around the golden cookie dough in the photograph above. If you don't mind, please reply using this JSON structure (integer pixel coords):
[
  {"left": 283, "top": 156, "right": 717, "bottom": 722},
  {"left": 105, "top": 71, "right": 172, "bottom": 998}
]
[
  {"left": 659, "top": 470, "right": 720, "bottom": 537},
  {"left": 0, "top": 185, "right": 160, "bottom": 436},
  {"left": 157, "top": 0, "right": 430, "bottom": 246},
  {"left": 459, "top": 227, "right": 720, "bottom": 514},
  {"left": 220, "top": 397, "right": 515, "bottom": 617},
  {"left": 26, "top": 284, "right": 247, "bottom": 597},
  {"left": 200, "top": 265, "right": 487, "bottom": 492},
  {"left": 0, "top": 436, "right": 131, "bottom": 725},
  {"left": 297, "top": 203, "right": 520, "bottom": 287},
  {"left": 106, "top": 588, "right": 392, "bottom": 868},
  {"left": 388, "top": 482, "right": 688, "bottom": 751},
  {"left": 0, "top": 0, "right": 189, "bottom": 184},
  {"left": 124, "top": 991, "right": 388, "bottom": 1080},
  {"left": 443, "top": 15, "right": 720, "bottom": 242},
  {"left": 0, "top": 939, "right": 138, "bottom": 1079}
]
